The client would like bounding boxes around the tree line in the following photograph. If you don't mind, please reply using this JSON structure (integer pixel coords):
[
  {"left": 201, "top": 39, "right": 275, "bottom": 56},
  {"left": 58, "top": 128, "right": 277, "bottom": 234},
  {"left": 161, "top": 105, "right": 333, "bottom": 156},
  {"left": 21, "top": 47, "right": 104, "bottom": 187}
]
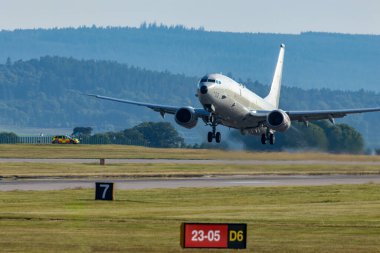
[
  {"left": 1, "top": 26, "right": 380, "bottom": 91},
  {"left": 0, "top": 120, "right": 369, "bottom": 154},
  {"left": 72, "top": 122, "right": 185, "bottom": 148}
]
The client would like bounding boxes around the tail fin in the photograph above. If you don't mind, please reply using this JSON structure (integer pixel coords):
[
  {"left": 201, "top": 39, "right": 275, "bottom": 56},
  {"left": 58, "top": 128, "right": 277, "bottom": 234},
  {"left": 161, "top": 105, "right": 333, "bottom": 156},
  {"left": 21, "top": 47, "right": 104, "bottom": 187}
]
[{"left": 264, "top": 44, "right": 285, "bottom": 109}]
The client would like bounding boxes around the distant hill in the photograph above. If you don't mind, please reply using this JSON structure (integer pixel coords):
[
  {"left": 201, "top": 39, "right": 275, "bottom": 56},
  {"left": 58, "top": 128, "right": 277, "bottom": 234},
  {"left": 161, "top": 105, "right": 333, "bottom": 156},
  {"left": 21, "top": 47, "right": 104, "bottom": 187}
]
[
  {"left": 0, "top": 56, "right": 379, "bottom": 148},
  {"left": 0, "top": 25, "right": 380, "bottom": 91}
]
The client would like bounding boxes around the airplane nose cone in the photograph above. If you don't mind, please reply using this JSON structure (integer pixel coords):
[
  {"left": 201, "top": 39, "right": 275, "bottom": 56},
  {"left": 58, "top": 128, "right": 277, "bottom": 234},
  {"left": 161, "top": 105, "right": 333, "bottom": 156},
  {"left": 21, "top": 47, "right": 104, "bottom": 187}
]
[{"left": 200, "top": 85, "right": 208, "bottom": 94}]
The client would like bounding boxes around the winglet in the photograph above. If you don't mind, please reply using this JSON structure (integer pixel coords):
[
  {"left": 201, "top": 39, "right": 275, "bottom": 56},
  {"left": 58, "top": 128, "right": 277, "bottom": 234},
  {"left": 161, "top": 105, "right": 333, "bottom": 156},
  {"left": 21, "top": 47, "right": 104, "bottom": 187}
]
[{"left": 264, "top": 44, "right": 285, "bottom": 109}]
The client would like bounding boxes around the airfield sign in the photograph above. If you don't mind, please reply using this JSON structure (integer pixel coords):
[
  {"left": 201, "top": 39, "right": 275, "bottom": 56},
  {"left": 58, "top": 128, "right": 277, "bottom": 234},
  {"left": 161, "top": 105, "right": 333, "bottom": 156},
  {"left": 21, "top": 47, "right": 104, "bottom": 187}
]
[
  {"left": 180, "top": 223, "right": 247, "bottom": 249},
  {"left": 95, "top": 182, "right": 114, "bottom": 201}
]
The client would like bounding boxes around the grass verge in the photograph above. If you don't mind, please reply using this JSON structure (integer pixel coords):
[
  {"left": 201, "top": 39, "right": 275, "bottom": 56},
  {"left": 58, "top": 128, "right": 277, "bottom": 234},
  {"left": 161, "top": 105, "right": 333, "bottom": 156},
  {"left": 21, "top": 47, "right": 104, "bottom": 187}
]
[
  {"left": 0, "top": 184, "right": 380, "bottom": 252},
  {"left": 0, "top": 144, "right": 380, "bottom": 161},
  {"left": 0, "top": 162, "right": 380, "bottom": 179}
]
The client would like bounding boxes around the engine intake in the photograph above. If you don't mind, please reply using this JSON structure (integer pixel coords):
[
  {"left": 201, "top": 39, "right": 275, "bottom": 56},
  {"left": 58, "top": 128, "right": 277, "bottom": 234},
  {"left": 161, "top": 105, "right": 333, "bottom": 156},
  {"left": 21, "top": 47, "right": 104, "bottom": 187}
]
[
  {"left": 266, "top": 109, "right": 291, "bottom": 132},
  {"left": 175, "top": 107, "right": 198, "bottom": 129}
]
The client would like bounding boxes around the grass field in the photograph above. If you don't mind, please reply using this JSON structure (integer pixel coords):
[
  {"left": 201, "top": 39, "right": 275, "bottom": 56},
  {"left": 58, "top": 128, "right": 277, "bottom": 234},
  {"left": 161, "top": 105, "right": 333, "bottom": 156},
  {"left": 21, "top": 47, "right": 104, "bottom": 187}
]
[
  {"left": 1, "top": 162, "right": 380, "bottom": 179},
  {"left": 1, "top": 184, "right": 380, "bottom": 253},
  {"left": 0, "top": 144, "right": 380, "bottom": 161}
]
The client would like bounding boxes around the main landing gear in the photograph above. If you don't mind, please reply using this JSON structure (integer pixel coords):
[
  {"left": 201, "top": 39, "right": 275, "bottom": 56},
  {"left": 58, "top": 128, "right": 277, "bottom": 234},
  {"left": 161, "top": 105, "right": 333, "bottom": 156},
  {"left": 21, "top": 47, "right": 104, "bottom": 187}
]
[
  {"left": 261, "top": 128, "right": 275, "bottom": 145},
  {"left": 207, "top": 116, "right": 221, "bottom": 143}
]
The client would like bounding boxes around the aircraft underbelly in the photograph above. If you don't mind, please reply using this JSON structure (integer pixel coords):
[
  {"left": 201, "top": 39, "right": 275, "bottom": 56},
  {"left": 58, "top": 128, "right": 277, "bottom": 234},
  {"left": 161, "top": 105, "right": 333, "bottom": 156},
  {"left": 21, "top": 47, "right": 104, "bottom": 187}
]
[
  {"left": 224, "top": 116, "right": 262, "bottom": 129},
  {"left": 199, "top": 87, "right": 264, "bottom": 129},
  {"left": 214, "top": 98, "right": 256, "bottom": 129}
]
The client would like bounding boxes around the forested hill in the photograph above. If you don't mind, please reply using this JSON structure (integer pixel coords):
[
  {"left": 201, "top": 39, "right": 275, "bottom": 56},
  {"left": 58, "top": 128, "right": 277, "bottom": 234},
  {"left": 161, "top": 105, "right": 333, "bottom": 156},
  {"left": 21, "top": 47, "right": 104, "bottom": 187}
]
[
  {"left": 0, "top": 25, "right": 380, "bottom": 91},
  {"left": 0, "top": 56, "right": 379, "bottom": 147}
]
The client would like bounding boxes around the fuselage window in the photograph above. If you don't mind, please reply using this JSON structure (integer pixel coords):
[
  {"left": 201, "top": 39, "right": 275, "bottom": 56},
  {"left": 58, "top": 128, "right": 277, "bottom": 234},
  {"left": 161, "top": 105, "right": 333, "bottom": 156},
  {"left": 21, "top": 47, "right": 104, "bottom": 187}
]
[
  {"left": 216, "top": 80, "right": 221, "bottom": 84},
  {"left": 207, "top": 79, "right": 216, "bottom": 83}
]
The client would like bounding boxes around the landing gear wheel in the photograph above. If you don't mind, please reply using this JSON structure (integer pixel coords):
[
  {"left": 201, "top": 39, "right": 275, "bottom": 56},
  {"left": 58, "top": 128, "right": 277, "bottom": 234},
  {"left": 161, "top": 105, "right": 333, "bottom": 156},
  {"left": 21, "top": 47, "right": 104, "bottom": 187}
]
[
  {"left": 261, "top": 134, "right": 266, "bottom": 145},
  {"left": 269, "top": 133, "right": 275, "bottom": 145},
  {"left": 207, "top": 132, "right": 213, "bottom": 143},
  {"left": 207, "top": 114, "right": 221, "bottom": 143},
  {"left": 215, "top": 132, "right": 221, "bottom": 143}
]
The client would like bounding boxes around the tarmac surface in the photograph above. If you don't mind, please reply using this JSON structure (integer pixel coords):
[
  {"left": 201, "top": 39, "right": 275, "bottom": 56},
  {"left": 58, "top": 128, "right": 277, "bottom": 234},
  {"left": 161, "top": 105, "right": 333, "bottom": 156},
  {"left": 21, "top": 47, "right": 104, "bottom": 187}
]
[
  {"left": 1, "top": 158, "right": 380, "bottom": 165},
  {"left": 1, "top": 175, "right": 380, "bottom": 191}
]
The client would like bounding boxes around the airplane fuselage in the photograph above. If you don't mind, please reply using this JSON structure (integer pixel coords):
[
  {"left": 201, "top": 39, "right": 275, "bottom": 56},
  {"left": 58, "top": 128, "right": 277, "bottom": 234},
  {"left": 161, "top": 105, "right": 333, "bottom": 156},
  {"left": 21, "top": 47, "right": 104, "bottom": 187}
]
[{"left": 197, "top": 73, "right": 275, "bottom": 133}]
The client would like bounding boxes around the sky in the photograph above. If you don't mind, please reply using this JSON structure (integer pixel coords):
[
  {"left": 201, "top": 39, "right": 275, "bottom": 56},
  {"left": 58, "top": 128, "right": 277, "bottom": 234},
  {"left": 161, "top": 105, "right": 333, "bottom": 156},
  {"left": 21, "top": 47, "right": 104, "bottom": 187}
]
[{"left": 0, "top": 0, "right": 380, "bottom": 34}]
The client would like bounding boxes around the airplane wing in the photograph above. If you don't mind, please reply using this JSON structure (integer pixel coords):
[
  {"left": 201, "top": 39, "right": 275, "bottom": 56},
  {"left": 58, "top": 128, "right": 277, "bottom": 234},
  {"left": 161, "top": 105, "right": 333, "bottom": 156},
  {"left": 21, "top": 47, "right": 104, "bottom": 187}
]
[
  {"left": 87, "top": 94, "right": 210, "bottom": 117},
  {"left": 247, "top": 107, "right": 380, "bottom": 125},
  {"left": 286, "top": 108, "right": 380, "bottom": 123}
]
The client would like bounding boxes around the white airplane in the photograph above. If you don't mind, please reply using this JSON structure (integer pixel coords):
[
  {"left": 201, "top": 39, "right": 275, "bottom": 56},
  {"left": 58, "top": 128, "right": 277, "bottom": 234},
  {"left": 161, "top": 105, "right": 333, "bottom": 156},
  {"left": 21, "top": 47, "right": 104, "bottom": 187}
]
[{"left": 88, "top": 44, "right": 380, "bottom": 144}]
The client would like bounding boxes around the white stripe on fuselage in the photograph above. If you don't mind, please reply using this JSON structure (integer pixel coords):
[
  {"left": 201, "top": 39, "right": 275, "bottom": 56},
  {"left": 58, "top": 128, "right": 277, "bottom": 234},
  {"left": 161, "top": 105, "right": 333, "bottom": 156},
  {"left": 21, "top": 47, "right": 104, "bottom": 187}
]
[{"left": 198, "top": 74, "right": 275, "bottom": 129}]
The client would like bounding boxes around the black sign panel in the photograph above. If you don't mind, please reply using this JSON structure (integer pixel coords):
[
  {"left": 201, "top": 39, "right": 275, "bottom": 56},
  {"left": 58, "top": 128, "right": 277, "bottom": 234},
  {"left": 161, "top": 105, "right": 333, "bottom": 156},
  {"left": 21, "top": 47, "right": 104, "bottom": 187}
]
[
  {"left": 95, "top": 182, "right": 114, "bottom": 201},
  {"left": 227, "top": 223, "right": 247, "bottom": 249}
]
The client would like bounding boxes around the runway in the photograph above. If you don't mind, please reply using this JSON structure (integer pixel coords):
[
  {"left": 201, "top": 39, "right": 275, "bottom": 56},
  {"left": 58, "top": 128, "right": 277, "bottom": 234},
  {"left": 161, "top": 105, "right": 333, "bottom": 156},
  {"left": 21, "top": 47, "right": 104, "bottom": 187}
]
[
  {"left": 0, "top": 158, "right": 380, "bottom": 165},
  {"left": 1, "top": 175, "right": 379, "bottom": 191}
]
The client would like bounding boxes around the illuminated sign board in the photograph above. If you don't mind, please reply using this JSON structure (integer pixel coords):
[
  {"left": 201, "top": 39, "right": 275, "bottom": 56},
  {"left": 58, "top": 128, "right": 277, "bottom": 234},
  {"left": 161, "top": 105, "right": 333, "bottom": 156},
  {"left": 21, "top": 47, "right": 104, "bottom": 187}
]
[{"left": 180, "top": 223, "right": 247, "bottom": 249}]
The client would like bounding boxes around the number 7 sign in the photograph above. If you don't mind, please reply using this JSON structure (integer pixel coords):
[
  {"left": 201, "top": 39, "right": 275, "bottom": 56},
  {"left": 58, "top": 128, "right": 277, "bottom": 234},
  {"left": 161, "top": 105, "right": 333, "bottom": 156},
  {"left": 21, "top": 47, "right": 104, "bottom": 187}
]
[{"left": 95, "top": 182, "right": 114, "bottom": 200}]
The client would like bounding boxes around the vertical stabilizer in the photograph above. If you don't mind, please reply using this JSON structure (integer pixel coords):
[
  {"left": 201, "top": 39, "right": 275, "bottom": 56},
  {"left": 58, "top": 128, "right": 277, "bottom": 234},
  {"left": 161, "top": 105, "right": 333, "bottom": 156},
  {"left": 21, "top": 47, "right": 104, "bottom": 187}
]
[{"left": 264, "top": 44, "right": 285, "bottom": 109}]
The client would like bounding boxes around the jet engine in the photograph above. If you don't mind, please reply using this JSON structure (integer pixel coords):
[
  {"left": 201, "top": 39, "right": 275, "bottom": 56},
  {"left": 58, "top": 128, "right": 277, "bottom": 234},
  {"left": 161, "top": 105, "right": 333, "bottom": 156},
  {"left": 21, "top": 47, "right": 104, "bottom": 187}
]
[
  {"left": 175, "top": 106, "right": 198, "bottom": 129},
  {"left": 266, "top": 109, "right": 291, "bottom": 132}
]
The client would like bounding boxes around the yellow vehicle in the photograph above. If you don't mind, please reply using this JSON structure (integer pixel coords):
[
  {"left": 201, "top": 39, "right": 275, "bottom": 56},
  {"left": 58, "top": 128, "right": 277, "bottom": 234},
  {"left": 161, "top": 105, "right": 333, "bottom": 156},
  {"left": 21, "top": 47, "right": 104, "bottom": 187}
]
[{"left": 51, "top": 135, "right": 79, "bottom": 144}]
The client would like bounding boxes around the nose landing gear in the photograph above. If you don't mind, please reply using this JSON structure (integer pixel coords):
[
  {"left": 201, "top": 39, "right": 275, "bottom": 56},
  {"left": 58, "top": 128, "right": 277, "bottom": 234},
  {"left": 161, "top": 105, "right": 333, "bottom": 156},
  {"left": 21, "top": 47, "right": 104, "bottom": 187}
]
[
  {"left": 207, "top": 115, "right": 221, "bottom": 143},
  {"left": 208, "top": 125, "right": 221, "bottom": 143}
]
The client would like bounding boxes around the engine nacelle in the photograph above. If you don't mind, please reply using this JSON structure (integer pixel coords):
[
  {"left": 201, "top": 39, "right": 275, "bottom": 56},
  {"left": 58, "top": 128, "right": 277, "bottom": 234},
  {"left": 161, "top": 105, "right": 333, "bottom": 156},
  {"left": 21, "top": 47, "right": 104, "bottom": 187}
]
[
  {"left": 175, "top": 106, "right": 198, "bottom": 129},
  {"left": 266, "top": 109, "right": 291, "bottom": 132}
]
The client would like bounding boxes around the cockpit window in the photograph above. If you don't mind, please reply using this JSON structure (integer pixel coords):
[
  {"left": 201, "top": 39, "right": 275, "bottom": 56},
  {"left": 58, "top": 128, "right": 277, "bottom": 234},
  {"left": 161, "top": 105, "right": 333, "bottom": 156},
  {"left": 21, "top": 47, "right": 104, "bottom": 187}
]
[{"left": 200, "top": 78, "right": 221, "bottom": 84}]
